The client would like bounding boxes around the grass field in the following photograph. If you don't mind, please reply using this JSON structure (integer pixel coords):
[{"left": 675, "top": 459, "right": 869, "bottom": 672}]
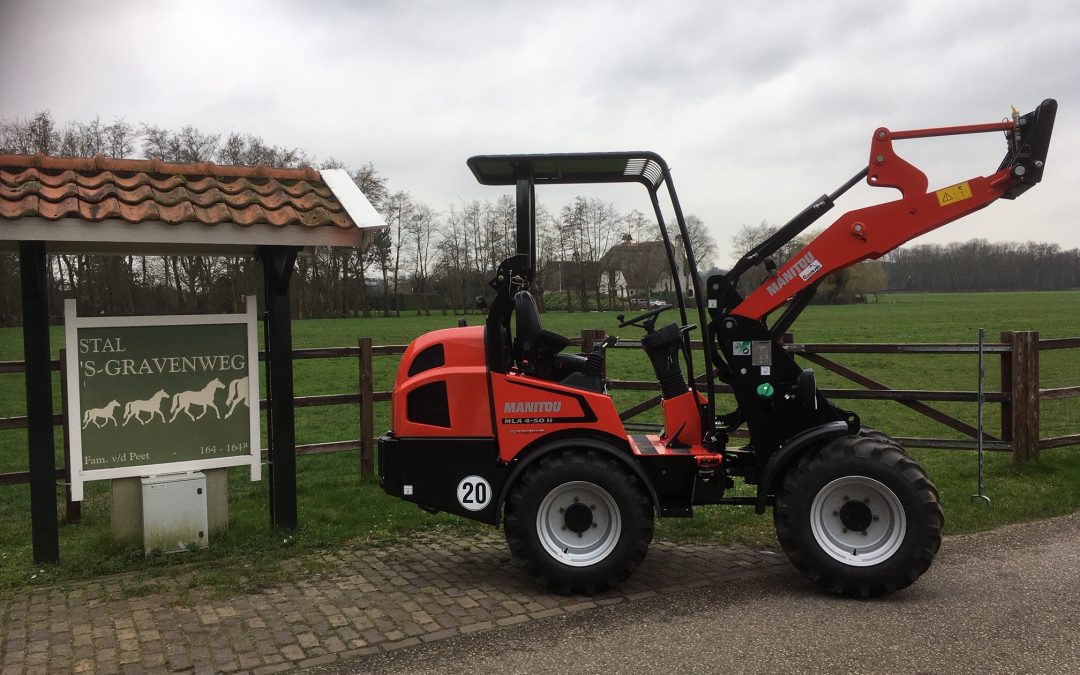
[{"left": 0, "top": 290, "right": 1078, "bottom": 593}]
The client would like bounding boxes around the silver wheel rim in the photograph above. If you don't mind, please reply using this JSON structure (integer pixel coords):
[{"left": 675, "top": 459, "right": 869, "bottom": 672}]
[
  {"left": 810, "top": 475, "right": 906, "bottom": 567},
  {"left": 536, "top": 481, "right": 621, "bottom": 567}
]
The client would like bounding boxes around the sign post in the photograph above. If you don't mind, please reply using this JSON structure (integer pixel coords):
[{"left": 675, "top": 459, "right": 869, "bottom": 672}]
[{"left": 64, "top": 297, "right": 261, "bottom": 500}]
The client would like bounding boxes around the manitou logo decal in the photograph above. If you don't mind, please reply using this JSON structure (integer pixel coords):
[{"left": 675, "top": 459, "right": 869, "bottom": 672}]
[
  {"left": 766, "top": 252, "right": 823, "bottom": 296},
  {"left": 502, "top": 400, "right": 564, "bottom": 426},
  {"left": 503, "top": 401, "right": 562, "bottom": 414}
]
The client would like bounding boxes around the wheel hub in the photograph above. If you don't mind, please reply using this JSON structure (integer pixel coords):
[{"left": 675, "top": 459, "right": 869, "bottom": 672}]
[
  {"left": 564, "top": 502, "right": 594, "bottom": 533},
  {"left": 536, "top": 481, "right": 622, "bottom": 567},
  {"left": 839, "top": 499, "right": 873, "bottom": 532},
  {"left": 809, "top": 475, "right": 907, "bottom": 567}
]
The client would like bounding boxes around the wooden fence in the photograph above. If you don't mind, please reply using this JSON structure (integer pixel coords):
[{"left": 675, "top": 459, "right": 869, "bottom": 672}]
[{"left": 3, "top": 330, "right": 1078, "bottom": 516}]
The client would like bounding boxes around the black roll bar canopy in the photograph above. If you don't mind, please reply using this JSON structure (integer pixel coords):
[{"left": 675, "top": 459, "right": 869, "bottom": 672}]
[{"left": 466, "top": 151, "right": 716, "bottom": 428}]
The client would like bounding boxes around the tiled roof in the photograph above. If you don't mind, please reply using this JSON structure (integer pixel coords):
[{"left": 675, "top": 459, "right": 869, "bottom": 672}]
[{"left": 0, "top": 153, "right": 358, "bottom": 231}]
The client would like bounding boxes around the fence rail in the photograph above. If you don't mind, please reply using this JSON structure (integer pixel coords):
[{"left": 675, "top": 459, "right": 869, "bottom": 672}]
[{"left": 3, "top": 330, "right": 1078, "bottom": 507}]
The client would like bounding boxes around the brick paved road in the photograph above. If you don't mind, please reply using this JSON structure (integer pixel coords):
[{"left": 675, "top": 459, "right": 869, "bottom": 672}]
[{"left": 0, "top": 533, "right": 787, "bottom": 674}]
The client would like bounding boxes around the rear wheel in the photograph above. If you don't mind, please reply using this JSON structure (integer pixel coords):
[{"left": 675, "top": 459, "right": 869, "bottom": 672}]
[
  {"left": 504, "top": 449, "right": 653, "bottom": 594},
  {"left": 773, "top": 435, "right": 943, "bottom": 597}
]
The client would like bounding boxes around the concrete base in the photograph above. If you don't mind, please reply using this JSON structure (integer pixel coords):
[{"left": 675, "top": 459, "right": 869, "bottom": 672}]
[
  {"left": 205, "top": 468, "right": 229, "bottom": 535},
  {"left": 110, "top": 477, "right": 143, "bottom": 546},
  {"left": 111, "top": 468, "right": 229, "bottom": 545}
]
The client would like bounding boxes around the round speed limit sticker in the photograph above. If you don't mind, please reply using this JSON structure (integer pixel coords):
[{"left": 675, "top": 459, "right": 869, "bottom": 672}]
[{"left": 456, "top": 475, "right": 492, "bottom": 512}]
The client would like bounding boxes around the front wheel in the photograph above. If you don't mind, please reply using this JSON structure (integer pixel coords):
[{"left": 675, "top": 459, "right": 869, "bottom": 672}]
[
  {"left": 774, "top": 435, "right": 943, "bottom": 597},
  {"left": 504, "top": 449, "right": 654, "bottom": 594}
]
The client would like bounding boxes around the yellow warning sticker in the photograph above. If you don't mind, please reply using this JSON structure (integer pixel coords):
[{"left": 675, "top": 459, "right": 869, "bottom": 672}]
[{"left": 936, "top": 181, "right": 973, "bottom": 207}]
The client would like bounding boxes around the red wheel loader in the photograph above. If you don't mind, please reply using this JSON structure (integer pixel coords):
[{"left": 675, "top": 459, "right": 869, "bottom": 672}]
[{"left": 379, "top": 100, "right": 1057, "bottom": 596}]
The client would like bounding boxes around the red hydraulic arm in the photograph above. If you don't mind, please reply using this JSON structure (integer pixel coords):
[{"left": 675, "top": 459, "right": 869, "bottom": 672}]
[{"left": 733, "top": 101, "right": 1056, "bottom": 321}]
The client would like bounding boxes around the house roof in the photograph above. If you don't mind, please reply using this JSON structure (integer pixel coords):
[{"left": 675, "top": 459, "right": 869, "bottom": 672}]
[
  {"left": 0, "top": 153, "right": 385, "bottom": 254},
  {"left": 599, "top": 239, "right": 667, "bottom": 264}
]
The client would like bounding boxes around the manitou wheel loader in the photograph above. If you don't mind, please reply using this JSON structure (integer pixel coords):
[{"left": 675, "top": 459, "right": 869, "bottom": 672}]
[{"left": 379, "top": 99, "right": 1057, "bottom": 597}]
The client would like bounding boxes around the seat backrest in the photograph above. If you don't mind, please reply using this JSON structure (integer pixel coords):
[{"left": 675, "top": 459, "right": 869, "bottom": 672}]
[{"left": 513, "top": 290, "right": 541, "bottom": 366}]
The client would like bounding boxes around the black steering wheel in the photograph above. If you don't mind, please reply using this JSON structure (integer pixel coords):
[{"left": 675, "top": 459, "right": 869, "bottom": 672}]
[{"left": 617, "top": 303, "right": 672, "bottom": 330}]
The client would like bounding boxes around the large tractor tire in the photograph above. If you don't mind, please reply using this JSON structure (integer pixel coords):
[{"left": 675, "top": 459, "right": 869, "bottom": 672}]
[
  {"left": 504, "top": 448, "right": 654, "bottom": 595},
  {"left": 773, "top": 435, "right": 943, "bottom": 597}
]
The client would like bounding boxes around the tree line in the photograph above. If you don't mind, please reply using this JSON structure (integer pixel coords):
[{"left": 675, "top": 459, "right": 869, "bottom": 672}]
[
  {"left": 0, "top": 111, "right": 716, "bottom": 325},
  {"left": 729, "top": 222, "right": 1079, "bottom": 305},
  {"left": 882, "top": 240, "right": 1080, "bottom": 292},
  {"left": 3, "top": 111, "right": 1072, "bottom": 326}
]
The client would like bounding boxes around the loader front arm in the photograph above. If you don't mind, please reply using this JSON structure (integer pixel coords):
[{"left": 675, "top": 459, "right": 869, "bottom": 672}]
[{"left": 731, "top": 99, "right": 1057, "bottom": 321}]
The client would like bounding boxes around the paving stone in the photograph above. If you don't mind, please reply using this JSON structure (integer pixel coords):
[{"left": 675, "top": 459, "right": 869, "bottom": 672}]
[
  {"left": 298, "top": 653, "right": 337, "bottom": 668},
  {"left": 0, "top": 532, "right": 783, "bottom": 675},
  {"left": 296, "top": 632, "right": 320, "bottom": 649},
  {"left": 323, "top": 636, "right": 347, "bottom": 653}
]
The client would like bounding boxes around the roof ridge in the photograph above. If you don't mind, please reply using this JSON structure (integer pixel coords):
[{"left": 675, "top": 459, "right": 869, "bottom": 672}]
[{"left": 0, "top": 153, "right": 321, "bottom": 182}]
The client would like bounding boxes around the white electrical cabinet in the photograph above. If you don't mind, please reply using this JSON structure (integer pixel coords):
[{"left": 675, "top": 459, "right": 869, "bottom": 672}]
[{"left": 140, "top": 472, "right": 209, "bottom": 555}]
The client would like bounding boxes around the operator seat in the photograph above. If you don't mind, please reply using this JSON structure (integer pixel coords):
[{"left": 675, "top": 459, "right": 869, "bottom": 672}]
[{"left": 512, "top": 291, "right": 591, "bottom": 385}]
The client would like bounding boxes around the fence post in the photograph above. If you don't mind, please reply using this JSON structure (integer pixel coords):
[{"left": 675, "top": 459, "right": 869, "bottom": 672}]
[
  {"left": 1000, "top": 331, "right": 1014, "bottom": 449},
  {"left": 358, "top": 337, "right": 375, "bottom": 478},
  {"left": 581, "top": 329, "right": 595, "bottom": 356},
  {"left": 59, "top": 350, "right": 80, "bottom": 524},
  {"left": 1007, "top": 330, "right": 1040, "bottom": 462}
]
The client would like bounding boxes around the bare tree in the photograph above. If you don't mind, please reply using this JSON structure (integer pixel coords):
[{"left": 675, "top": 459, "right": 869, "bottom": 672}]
[
  {"left": 217, "top": 132, "right": 310, "bottom": 168},
  {"left": 675, "top": 214, "right": 718, "bottom": 292},
  {"left": 406, "top": 203, "right": 440, "bottom": 315},
  {"left": 141, "top": 124, "right": 218, "bottom": 163},
  {"left": 0, "top": 110, "right": 60, "bottom": 155},
  {"left": 382, "top": 191, "right": 416, "bottom": 317}
]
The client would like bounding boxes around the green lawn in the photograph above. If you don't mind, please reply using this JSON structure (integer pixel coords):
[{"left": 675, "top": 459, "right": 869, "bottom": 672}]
[{"left": 0, "top": 291, "right": 1078, "bottom": 593}]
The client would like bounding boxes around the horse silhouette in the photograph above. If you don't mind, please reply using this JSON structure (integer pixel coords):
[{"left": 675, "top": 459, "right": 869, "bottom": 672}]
[
  {"left": 82, "top": 400, "right": 120, "bottom": 429},
  {"left": 223, "top": 377, "right": 249, "bottom": 419},
  {"left": 122, "top": 389, "right": 169, "bottom": 426},
  {"left": 169, "top": 378, "right": 225, "bottom": 422}
]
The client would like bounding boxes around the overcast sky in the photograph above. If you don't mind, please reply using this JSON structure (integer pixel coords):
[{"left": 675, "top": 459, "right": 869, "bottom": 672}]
[{"left": 2, "top": 0, "right": 1077, "bottom": 262}]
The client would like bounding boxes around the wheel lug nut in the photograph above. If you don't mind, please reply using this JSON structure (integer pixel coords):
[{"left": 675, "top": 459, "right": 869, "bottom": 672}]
[
  {"left": 861, "top": 530, "right": 868, "bottom": 536},
  {"left": 559, "top": 508, "right": 565, "bottom": 513},
  {"left": 873, "top": 515, "right": 879, "bottom": 521},
  {"left": 842, "top": 527, "right": 848, "bottom": 533},
  {"left": 842, "top": 496, "right": 849, "bottom": 502},
  {"left": 832, "top": 511, "right": 839, "bottom": 516},
  {"left": 864, "top": 498, "right": 870, "bottom": 503}
]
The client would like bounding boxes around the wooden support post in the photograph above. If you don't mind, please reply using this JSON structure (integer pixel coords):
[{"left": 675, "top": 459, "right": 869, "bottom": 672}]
[
  {"left": 595, "top": 330, "right": 608, "bottom": 378},
  {"left": 1007, "top": 330, "right": 1040, "bottom": 462},
  {"left": 262, "top": 246, "right": 299, "bottom": 529},
  {"left": 20, "top": 241, "right": 59, "bottom": 564},
  {"left": 1000, "top": 331, "right": 1014, "bottom": 447},
  {"left": 581, "top": 329, "right": 595, "bottom": 356},
  {"left": 358, "top": 337, "right": 375, "bottom": 478},
  {"left": 59, "top": 350, "right": 80, "bottom": 524}
]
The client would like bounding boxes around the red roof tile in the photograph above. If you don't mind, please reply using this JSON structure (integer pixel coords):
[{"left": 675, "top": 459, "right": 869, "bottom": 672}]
[{"left": 0, "top": 153, "right": 357, "bottom": 232}]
